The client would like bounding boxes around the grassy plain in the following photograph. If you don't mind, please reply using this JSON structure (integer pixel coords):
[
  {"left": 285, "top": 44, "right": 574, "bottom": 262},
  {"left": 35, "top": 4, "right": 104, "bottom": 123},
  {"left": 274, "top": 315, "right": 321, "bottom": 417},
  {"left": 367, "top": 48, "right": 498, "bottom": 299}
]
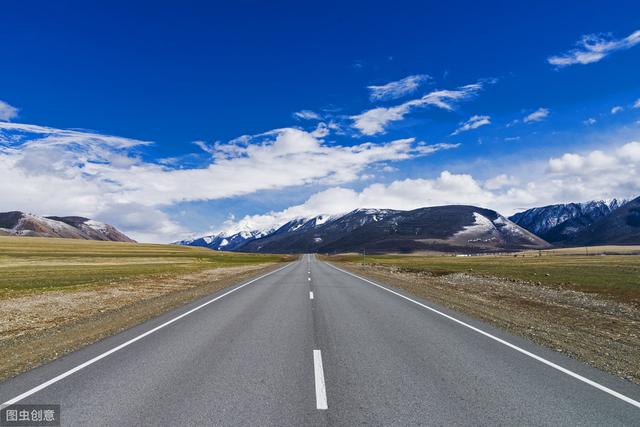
[
  {"left": 0, "top": 236, "right": 290, "bottom": 295},
  {"left": 328, "top": 246, "right": 640, "bottom": 300}
]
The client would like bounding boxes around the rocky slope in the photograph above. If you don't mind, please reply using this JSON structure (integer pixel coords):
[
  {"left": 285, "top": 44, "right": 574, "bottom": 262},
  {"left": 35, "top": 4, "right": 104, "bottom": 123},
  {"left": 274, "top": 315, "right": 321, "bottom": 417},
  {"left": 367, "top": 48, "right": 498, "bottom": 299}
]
[
  {"left": 0, "top": 211, "right": 135, "bottom": 242},
  {"left": 509, "top": 199, "right": 626, "bottom": 243},
  {"left": 568, "top": 196, "right": 640, "bottom": 246}
]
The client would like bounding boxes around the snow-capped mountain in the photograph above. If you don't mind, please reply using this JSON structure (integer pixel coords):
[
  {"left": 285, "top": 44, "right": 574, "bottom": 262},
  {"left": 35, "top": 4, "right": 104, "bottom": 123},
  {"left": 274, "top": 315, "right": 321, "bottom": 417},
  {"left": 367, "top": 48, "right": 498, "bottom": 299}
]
[
  {"left": 175, "top": 221, "right": 278, "bottom": 251},
  {"left": 0, "top": 211, "right": 135, "bottom": 242},
  {"left": 508, "top": 199, "right": 627, "bottom": 243},
  {"left": 568, "top": 196, "right": 640, "bottom": 246},
  {"left": 175, "top": 213, "right": 348, "bottom": 251},
  {"left": 179, "top": 206, "right": 548, "bottom": 254}
]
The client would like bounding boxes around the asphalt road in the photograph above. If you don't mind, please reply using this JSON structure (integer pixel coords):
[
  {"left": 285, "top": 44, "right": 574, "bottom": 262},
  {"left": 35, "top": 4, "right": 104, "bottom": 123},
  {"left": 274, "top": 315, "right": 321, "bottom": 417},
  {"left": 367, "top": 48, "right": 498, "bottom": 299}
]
[{"left": 1, "top": 255, "right": 639, "bottom": 426}]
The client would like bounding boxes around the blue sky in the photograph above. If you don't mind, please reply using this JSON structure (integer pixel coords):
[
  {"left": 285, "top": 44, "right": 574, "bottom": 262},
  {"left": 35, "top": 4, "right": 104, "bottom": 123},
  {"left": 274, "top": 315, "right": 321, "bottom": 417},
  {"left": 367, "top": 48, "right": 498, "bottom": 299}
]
[{"left": 1, "top": 1, "right": 640, "bottom": 242}]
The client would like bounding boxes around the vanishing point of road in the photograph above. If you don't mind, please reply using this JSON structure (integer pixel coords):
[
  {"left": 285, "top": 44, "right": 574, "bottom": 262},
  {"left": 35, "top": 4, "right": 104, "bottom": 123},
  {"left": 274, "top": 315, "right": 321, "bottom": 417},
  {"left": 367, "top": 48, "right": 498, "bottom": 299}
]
[{"left": 1, "top": 255, "right": 639, "bottom": 425}]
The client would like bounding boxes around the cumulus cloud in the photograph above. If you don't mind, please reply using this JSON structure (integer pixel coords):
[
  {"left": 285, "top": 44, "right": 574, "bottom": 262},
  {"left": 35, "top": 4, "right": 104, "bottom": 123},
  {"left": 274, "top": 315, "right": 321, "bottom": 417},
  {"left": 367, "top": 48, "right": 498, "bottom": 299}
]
[
  {"left": 451, "top": 115, "right": 491, "bottom": 135},
  {"left": 367, "top": 74, "right": 430, "bottom": 101},
  {"left": 611, "top": 106, "right": 624, "bottom": 114},
  {"left": 222, "top": 141, "right": 640, "bottom": 233},
  {"left": 293, "top": 110, "right": 321, "bottom": 120},
  {"left": 352, "top": 83, "right": 483, "bottom": 135},
  {"left": 583, "top": 117, "right": 597, "bottom": 125},
  {"left": 483, "top": 174, "right": 519, "bottom": 190},
  {"left": 523, "top": 107, "right": 550, "bottom": 123},
  {"left": 0, "top": 123, "right": 456, "bottom": 241},
  {"left": 548, "top": 29, "right": 640, "bottom": 67},
  {"left": 220, "top": 171, "right": 496, "bottom": 234},
  {"left": 634, "top": 99, "right": 640, "bottom": 109}
]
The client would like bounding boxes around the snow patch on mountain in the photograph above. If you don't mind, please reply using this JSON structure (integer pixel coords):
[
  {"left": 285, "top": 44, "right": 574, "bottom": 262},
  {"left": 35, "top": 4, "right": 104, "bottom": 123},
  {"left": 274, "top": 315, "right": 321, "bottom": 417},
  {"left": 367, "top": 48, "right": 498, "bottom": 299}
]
[
  {"left": 455, "top": 212, "right": 494, "bottom": 236},
  {"left": 84, "top": 219, "right": 108, "bottom": 233}
]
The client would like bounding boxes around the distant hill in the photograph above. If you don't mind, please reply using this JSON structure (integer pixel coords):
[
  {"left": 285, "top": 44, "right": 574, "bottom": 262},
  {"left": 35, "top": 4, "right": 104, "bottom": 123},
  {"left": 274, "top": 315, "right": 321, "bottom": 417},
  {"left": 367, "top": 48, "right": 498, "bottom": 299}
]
[
  {"left": 179, "top": 206, "right": 549, "bottom": 254},
  {"left": 567, "top": 196, "right": 640, "bottom": 246},
  {"left": 0, "top": 211, "right": 135, "bottom": 242},
  {"left": 509, "top": 199, "right": 626, "bottom": 244}
]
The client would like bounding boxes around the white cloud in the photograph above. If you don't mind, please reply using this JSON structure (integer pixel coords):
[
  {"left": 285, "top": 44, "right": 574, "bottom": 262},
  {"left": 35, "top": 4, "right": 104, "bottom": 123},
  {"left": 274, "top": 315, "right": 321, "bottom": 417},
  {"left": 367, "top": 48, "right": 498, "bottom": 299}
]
[
  {"left": 0, "top": 121, "right": 151, "bottom": 149},
  {"left": 222, "top": 141, "right": 640, "bottom": 233},
  {"left": 352, "top": 83, "right": 483, "bottom": 135},
  {"left": 193, "top": 140, "right": 216, "bottom": 155},
  {"left": 0, "top": 123, "right": 457, "bottom": 242},
  {"left": 484, "top": 174, "right": 519, "bottom": 190},
  {"left": 367, "top": 74, "right": 430, "bottom": 101},
  {"left": 0, "top": 100, "right": 19, "bottom": 122},
  {"left": 548, "top": 29, "right": 640, "bottom": 67},
  {"left": 310, "top": 122, "right": 330, "bottom": 138},
  {"left": 350, "top": 105, "right": 409, "bottom": 136},
  {"left": 222, "top": 171, "right": 496, "bottom": 233},
  {"left": 523, "top": 107, "right": 550, "bottom": 123},
  {"left": 583, "top": 117, "right": 597, "bottom": 125},
  {"left": 451, "top": 115, "right": 491, "bottom": 135},
  {"left": 293, "top": 110, "right": 321, "bottom": 120},
  {"left": 611, "top": 106, "right": 624, "bottom": 114},
  {"left": 634, "top": 99, "right": 640, "bottom": 109}
]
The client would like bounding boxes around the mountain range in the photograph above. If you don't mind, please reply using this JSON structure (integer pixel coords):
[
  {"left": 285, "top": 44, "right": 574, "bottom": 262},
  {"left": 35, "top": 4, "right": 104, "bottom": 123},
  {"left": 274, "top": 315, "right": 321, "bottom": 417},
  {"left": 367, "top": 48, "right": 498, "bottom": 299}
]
[
  {"left": 180, "top": 196, "right": 640, "bottom": 254},
  {"left": 508, "top": 199, "right": 626, "bottom": 244},
  {"left": 5, "top": 196, "right": 637, "bottom": 252},
  {"left": 0, "top": 211, "right": 135, "bottom": 242},
  {"left": 566, "top": 197, "right": 640, "bottom": 246},
  {"left": 178, "top": 206, "right": 549, "bottom": 254}
]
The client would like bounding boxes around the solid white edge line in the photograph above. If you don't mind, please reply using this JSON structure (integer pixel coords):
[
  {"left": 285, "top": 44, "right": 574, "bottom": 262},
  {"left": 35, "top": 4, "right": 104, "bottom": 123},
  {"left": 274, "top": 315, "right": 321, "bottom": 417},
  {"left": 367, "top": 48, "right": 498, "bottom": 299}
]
[
  {"left": 325, "top": 262, "right": 640, "bottom": 410},
  {"left": 1, "top": 262, "right": 293, "bottom": 409},
  {"left": 310, "top": 291, "right": 314, "bottom": 300},
  {"left": 313, "top": 349, "right": 328, "bottom": 410}
]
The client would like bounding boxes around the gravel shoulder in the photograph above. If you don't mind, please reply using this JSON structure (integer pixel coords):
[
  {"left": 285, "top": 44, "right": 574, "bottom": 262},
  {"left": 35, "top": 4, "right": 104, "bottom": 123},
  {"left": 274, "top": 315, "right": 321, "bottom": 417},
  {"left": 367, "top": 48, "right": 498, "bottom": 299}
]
[
  {"left": 336, "top": 262, "right": 640, "bottom": 385},
  {"left": 0, "top": 263, "right": 281, "bottom": 381}
]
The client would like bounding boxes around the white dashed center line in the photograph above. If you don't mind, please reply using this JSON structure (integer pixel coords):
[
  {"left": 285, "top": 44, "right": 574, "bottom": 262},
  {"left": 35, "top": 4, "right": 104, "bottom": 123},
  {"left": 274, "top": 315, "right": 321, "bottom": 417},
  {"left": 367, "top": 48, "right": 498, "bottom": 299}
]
[{"left": 313, "top": 350, "right": 328, "bottom": 410}]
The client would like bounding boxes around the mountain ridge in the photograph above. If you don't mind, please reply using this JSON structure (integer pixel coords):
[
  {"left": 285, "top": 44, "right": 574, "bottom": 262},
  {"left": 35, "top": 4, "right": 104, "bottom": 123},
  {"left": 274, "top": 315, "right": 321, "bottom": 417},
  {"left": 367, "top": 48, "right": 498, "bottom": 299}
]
[
  {"left": 0, "top": 211, "right": 135, "bottom": 242},
  {"left": 178, "top": 205, "right": 549, "bottom": 254},
  {"left": 508, "top": 199, "right": 626, "bottom": 244},
  {"left": 567, "top": 196, "right": 640, "bottom": 246}
]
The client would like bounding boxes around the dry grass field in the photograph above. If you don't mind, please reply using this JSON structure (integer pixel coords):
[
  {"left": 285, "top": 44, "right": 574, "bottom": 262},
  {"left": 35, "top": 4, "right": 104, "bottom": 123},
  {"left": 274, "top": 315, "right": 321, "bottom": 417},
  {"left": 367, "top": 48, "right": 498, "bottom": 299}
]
[
  {"left": 0, "top": 236, "right": 289, "bottom": 296},
  {"left": 329, "top": 246, "right": 640, "bottom": 302}
]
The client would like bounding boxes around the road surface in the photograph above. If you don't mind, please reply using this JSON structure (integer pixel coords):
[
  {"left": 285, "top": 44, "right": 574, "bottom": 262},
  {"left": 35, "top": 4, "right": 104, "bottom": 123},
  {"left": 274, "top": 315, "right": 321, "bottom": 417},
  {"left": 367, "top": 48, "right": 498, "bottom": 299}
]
[{"left": 1, "top": 255, "right": 639, "bottom": 425}]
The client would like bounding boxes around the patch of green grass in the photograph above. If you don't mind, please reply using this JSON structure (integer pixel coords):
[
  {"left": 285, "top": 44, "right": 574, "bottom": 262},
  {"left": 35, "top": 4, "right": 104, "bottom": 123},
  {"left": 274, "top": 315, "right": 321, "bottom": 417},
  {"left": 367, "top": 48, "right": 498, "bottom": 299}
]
[
  {"left": 0, "top": 236, "right": 292, "bottom": 293},
  {"left": 329, "top": 252, "right": 640, "bottom": 293}
]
